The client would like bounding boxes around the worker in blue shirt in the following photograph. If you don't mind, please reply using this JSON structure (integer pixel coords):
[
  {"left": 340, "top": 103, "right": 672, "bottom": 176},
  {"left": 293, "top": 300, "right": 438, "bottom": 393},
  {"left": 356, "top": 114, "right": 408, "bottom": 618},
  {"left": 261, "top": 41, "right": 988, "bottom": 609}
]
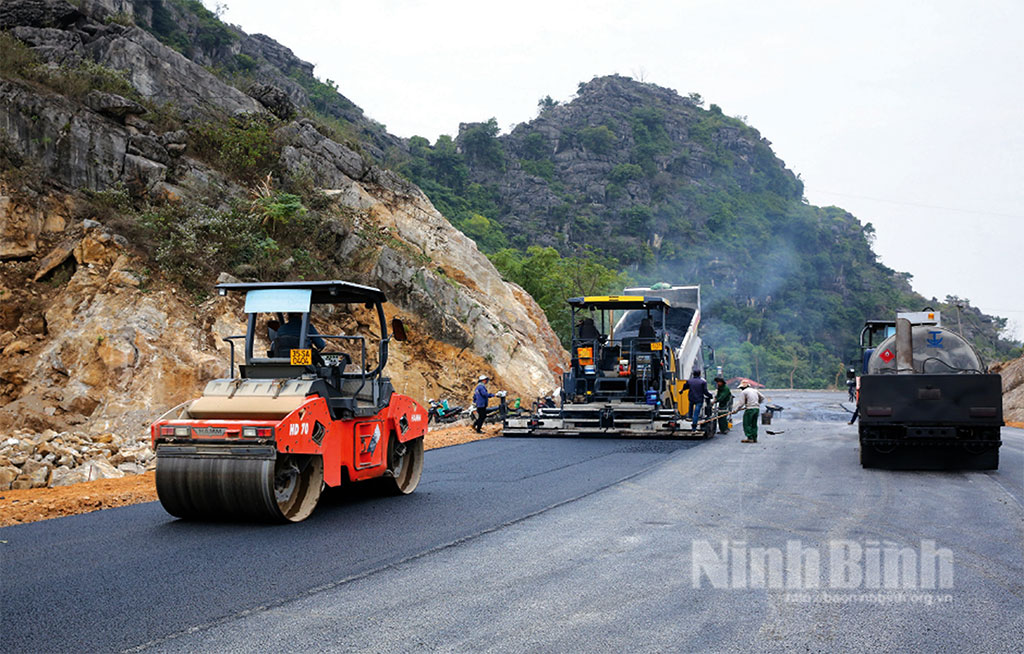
[
  {"left": 473, "top": 374, "right": 495, "bottom": 433},
  {"left": 685, "top": 369, "right": 713, "bottom": 431}
]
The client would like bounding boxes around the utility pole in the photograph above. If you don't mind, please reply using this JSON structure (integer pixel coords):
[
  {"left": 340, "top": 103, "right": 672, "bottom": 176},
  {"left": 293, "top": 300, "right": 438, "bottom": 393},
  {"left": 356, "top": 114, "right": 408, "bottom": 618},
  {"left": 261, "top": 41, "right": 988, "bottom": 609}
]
[{"left": 956, "top": 302, "right": 965, "bottom": 337}]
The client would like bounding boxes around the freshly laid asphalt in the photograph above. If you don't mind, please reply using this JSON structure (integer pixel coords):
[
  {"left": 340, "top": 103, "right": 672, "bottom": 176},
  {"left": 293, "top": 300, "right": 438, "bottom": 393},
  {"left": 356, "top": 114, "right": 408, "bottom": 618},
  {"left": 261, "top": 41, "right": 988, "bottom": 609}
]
[
  {"left": 2, "top": 391, "right": 1022, "bottom": 653},
  {"left": 0, "top": 432, "right": 696, "bottom": 653}
]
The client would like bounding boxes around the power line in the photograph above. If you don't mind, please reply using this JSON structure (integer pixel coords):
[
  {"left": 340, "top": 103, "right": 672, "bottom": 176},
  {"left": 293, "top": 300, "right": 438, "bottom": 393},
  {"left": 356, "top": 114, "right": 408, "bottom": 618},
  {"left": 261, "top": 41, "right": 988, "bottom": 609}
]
[{"left": 814, "top": 190, "right": 1023, "bottom": 220}]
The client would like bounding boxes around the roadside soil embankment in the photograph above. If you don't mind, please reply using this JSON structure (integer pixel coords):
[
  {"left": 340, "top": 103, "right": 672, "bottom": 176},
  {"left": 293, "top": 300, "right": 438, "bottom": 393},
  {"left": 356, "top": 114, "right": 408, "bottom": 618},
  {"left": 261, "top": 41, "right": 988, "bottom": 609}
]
[{"left": 993, "top": 354, "right": 1024, "bottom": 427}]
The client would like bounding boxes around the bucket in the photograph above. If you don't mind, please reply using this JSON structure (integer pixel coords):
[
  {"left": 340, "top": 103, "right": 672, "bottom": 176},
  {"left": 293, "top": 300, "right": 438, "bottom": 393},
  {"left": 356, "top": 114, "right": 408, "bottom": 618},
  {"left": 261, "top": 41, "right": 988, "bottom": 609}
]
[{"left": 761, "top": 412, "right": 772, "bottom": 425}]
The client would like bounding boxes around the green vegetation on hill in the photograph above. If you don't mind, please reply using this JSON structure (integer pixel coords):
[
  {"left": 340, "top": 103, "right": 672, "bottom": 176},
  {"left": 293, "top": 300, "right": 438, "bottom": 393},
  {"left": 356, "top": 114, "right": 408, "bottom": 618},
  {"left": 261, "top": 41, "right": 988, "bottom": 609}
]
[
  {"left": 141, "top": 0, "right": 236, "bottom": 57},
  {"left": 398, "top": 134, "right": 509, "bottom": 252},
  {"left": 133, "top": 0, "right": 395, "bottom": 158},
  {"left": 490, "top": 247, "right": 632, "bottom": 347},
  {"left": 392, "top": 76, "right": 1019, "bottom": 385}
]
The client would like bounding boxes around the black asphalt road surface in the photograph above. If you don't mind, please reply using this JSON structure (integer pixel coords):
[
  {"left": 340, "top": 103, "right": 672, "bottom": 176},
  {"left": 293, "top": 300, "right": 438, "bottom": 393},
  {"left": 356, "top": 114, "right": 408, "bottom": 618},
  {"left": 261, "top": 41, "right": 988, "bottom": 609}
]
[
  {"left": 2, "top": 391, "right": 1022, "bottom": 653},
  {"left": 0, "top": 436, "right": 695, "bottom": 653}
]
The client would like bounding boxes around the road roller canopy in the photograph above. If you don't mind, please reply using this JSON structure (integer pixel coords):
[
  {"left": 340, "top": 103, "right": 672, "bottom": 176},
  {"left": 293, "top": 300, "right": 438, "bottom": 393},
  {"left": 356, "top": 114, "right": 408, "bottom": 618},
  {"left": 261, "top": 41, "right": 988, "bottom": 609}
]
[
  {"left": 216, "top": 280, "right": 387, "bottom": 306},
  {"left": 214, "top": 280, "right": 398, "bottom": 381},
  {"left": 567, "top": 296, "right": 673, "bottom": 311}
]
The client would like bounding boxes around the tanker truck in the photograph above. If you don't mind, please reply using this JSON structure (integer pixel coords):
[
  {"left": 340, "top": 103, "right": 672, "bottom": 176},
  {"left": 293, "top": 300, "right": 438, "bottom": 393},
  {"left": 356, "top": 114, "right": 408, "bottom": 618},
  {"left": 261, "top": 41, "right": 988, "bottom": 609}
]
[{"left": 857, "top": 310, "right": 1002, "bottom": 470}]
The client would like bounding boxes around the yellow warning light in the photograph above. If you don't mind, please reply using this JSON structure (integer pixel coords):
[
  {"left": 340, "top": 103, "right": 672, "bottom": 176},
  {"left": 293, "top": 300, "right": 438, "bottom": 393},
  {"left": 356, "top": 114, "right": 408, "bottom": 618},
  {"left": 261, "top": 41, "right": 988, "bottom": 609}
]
[{"left": 928, "top": 312, "right": 935, "bottom": 320}]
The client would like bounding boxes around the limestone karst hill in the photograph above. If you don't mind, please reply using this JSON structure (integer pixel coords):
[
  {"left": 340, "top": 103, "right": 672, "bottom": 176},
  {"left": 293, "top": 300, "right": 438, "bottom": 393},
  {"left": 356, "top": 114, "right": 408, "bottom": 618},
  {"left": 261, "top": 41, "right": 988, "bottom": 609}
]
[
  {"left": 407, "top": 75, "right": 1019, "bottom": 386},
  {"left": 0, "top": 0, "right": 564, "bottom": 488}
]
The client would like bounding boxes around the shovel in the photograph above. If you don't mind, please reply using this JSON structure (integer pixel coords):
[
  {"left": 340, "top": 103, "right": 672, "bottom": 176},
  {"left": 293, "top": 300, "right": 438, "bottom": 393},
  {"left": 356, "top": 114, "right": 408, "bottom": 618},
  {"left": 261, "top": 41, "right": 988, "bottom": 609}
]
[{"left": 696, "top": 409, "right": 736, "bottom": 426}]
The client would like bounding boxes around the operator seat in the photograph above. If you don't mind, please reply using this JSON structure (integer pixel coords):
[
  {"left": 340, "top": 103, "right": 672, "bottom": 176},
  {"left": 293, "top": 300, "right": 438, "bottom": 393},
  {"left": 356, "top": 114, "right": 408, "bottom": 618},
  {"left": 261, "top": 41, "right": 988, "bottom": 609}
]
[
  {"left": 271, "top": 334, "right": 300, "bottom": 358},
  {"left": 578, "top": 318, "right": 600, "bottom": 340},
  {"left": 638, "top": 317, "right": 656, "bottom": 339}
]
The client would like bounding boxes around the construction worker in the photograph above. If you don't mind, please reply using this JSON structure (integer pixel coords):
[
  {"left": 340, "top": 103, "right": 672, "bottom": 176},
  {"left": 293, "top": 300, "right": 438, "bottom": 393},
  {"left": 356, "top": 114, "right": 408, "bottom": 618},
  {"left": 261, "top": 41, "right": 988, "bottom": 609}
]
[
  {"left": 736, "top": 380, "right": 766, "bottom": 443},
  {"left": 473, "top": 374, "right": 495, "bottom": 433},
  {"left": 685, "top": 369, "right": 713, "bottom": 430},
  {"left": 713, "top": 377, "right": 732, "bottom": 434}
]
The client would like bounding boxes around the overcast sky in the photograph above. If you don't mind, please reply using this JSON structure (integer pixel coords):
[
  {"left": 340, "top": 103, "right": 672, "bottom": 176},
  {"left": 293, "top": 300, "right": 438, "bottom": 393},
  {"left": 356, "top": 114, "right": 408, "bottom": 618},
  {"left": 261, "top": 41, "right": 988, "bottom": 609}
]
[{"left": 219, "top": 0, "right": 1023, "bottom": 341}]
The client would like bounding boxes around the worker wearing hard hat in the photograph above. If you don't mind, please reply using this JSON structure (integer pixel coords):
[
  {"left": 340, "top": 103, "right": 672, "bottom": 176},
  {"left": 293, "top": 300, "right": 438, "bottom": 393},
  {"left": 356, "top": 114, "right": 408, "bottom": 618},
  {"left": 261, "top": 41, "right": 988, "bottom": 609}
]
[
  {"left": 736, "top": 380, "right": 766, "bottom": 443},
  {"left": 472, "top": 375, "right": 495, "bottom": 433}
]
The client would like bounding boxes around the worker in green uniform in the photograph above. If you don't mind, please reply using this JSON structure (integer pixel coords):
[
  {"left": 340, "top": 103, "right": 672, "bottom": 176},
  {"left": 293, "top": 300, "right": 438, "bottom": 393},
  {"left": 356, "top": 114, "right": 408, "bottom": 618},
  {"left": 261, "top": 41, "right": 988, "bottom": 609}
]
[
  {"left": 713, "top": 377, "right": 732, "bottom": 434},
  {"left": 736, "top": 380, "right": 765, "bottom": 443}
]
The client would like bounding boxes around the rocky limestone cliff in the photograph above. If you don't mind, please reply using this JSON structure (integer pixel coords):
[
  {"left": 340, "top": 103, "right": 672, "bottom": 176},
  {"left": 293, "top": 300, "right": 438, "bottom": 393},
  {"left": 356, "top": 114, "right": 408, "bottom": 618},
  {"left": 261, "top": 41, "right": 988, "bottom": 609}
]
[{"left": 0, "top": 0, "right": 566, "bottom": 489}]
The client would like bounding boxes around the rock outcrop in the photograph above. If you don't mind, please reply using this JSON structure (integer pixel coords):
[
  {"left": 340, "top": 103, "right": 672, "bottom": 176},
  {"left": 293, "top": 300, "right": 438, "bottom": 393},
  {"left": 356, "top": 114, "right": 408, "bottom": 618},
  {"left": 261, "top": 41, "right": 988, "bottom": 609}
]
[
  {"left": 992, "top": 355, "right": 1024, "bottom": 424},
  {"left": 0, "top": 0, "right": 566, "bottom": 488}
]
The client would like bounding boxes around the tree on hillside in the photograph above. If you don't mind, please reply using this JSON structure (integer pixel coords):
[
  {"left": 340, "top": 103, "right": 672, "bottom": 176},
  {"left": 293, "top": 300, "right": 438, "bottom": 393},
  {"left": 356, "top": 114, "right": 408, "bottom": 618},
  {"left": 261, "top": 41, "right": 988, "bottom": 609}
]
[{"left": 460, "top": 118, "right": 505, "bottom": 170}]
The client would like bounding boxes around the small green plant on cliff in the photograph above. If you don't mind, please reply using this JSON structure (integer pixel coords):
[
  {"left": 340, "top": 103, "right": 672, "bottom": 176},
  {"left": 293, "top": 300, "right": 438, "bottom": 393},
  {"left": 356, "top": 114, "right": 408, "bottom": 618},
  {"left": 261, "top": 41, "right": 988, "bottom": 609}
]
[
  {"left": 609, "top": 163, "right": 644, "bottom": 185},
  {"left": 50, "top": 60, "right": 139, "bottom": 99},
  {"left": 188, "top": 114, "right": 280, "bottom": 182},
  {"left": 249, "top": 177, "right": 306, "bottom": 235},
  {"left": 289, "top": 73, "right": 357, "bottom": 118},
  {"left": 82, "top": 185, "right": 134, "bottom": 223},
  {"left": 579, "top": 125, "right": 616, "bottom": 155},
  {"left": 0, "top": 32, "right": 38, "bottom": 78},
  {"left": 105, "top": 12, "right": 135, "bottom": 26},
  {"left": 520, "top": 132, "right": 550, "bottom": 160},
  {"left": 537, "top": 95, "right": 559, "bottom": 114},
  {"left": 519, "top": 158, "right": 554, "bottom": 181}
]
